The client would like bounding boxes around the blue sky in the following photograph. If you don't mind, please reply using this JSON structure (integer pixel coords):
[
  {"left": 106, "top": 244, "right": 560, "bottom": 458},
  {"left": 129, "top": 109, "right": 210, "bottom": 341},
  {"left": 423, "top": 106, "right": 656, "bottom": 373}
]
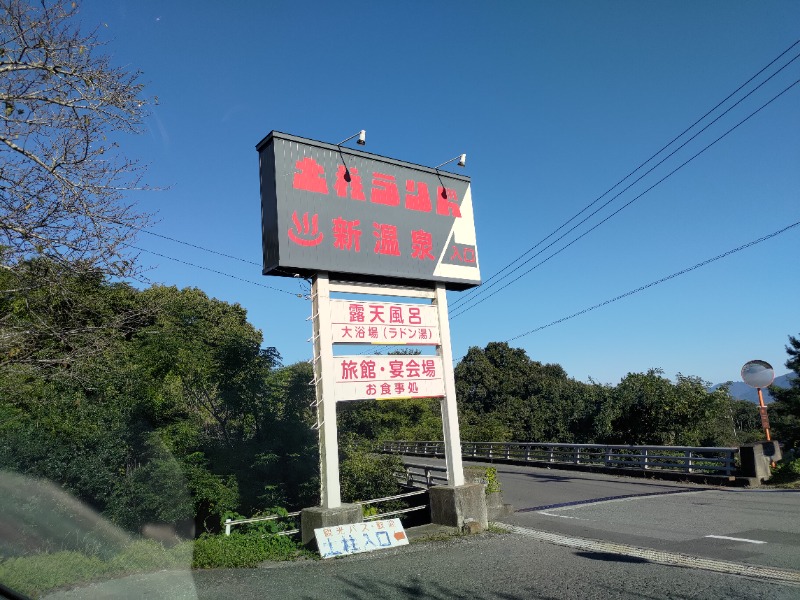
[{"left": 80, "top": 1, "right": 798, "bottom": 386}]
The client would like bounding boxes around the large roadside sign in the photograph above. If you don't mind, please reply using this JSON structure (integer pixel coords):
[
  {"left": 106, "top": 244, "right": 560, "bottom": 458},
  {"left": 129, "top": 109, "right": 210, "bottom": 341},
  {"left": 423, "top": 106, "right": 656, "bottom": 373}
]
[{"left": 257, "top": 131, "right": 481, "bottom": 290}]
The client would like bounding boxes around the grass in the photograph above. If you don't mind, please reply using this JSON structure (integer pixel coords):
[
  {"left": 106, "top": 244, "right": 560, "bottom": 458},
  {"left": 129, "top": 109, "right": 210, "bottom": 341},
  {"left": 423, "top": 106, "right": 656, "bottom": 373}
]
[{"left": 0, "top": 532, "right": 307, "bottom": 598}]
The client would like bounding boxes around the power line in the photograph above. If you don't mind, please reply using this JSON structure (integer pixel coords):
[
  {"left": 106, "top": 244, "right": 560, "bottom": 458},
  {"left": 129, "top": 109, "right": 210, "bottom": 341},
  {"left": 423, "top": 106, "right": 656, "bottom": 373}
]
[
  {"left": 505, "top": 219, "right": 800, "bottom": 343},
  {"left": 130, "top": 225, "right": 261, "bottom": 266},
  {"left": 124, "top": 244, "right": 305, "bottom": 298},
  {"left": 451, "top": 77, "right": 800, "bottom": 319},
  {"left": 116, "top": 221, "right": 308, "bottom": 285},
  {"left": 451, "top": 39, "right": 800, "bottom": 312}
]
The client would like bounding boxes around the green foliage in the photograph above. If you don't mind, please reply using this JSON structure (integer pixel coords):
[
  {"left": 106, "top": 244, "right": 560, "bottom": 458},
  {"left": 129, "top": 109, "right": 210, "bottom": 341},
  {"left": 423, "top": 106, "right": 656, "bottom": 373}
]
[
  {"left": 339, "top": 439, "right": 404, "bottom": 504},
  {"left": 0, "top": 551, "right": 110, "bottom": 597},
  {"left": 770, "top": 334, "right": 800, "bottom": 450},
  {"left": 0, "top": 540, "right": 193, "bottom": 597},
  {"left": 0, "top": 267, "right": 321, "bottom": 538},
  {"left": 768, "top": 456, "right": 800, "bottom": 486},
  {"left": 191, "top": 532, "right": 301, "bottom": 568},
  {"left": 484, "top": 467, "right": 501, "bottom": 494}
]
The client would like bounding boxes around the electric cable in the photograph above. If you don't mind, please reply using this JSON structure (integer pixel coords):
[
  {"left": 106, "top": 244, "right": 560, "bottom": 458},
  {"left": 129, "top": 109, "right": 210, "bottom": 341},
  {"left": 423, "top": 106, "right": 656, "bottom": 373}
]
[
  {"left": 451, "top": 39, "right": 800, "bottom": 311},
  {"left": 124, "top": 244, "right": 304, "bottom": 298},
  {"left": 504, "top": 219, "right": 800, "bottom": 342},
  {"left": 451, "top": 77, "right": 800, "bottom": 319}
]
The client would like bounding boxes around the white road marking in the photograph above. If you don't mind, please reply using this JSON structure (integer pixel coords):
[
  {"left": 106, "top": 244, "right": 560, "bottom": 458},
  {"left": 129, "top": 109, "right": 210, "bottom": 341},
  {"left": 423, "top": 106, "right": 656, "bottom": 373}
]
[
  {"left": 705, "top": 535, "right": 767, "bottom": 545},
  {"left": 538, "top": 511, "right": 588, "bottom": 520}
]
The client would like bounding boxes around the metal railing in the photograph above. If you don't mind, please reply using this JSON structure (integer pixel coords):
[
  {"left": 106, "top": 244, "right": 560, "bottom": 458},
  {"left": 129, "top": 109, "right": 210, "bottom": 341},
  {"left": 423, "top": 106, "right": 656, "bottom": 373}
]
[
  {"left": 381, "top": 440, "right": 739, "bottom": 477},
  {"left": 224, "top": 511, "right": 301, "bottom": 536},
  {"left": 224, "top": 490, "right": 429, "bottom": 535},
  {"left": 400, "top": 462, "right": 449, "bottom": 488}
]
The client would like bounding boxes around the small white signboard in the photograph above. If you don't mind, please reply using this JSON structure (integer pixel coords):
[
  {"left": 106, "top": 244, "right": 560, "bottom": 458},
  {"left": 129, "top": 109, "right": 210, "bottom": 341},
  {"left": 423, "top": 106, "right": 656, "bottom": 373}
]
[
  {"left": 330, "top": 300, "right": 440, "bottom": 345},
  {"left": 315, "top": 518, "right": 409, "bottom": 559},
  {"left": 333, "top": 355, "right": 445, "bottom": 401}
]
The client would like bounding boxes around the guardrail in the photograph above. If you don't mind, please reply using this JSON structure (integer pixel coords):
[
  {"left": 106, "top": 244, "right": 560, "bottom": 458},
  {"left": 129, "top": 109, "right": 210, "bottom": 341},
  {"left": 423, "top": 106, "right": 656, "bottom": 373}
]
[
  {"left": 400, "top": 462, "right": 449, "bottom": 488},
  {"left": 224, "top": 490, "right": 429, "bottom": 535},
  {"left": 381, "top": 440, "right": 739, "bottom": 477}
]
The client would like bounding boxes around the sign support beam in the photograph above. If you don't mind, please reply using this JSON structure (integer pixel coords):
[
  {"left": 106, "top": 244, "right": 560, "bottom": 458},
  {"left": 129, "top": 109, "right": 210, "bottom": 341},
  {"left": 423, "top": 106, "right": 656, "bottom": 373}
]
[
  {"left": 311, "top": 272, "right": 341, "bottom": 508},
  {"left": 434, "top": 283, "right": 465, "bottom": 486}
]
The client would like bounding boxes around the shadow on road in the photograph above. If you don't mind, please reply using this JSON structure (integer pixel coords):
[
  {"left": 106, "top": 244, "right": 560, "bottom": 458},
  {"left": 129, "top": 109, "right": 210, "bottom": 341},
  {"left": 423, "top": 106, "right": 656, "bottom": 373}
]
[
  {"left": 574, "top": 551, "right": 649, "bottom": 564},
  {"left": 301, "top": 574, "right": 562, "bottom": 600}
]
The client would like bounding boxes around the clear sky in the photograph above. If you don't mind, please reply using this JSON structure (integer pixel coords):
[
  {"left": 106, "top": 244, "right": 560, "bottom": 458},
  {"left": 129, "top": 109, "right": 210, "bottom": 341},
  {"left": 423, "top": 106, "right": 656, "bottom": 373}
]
[{"left": 78, "top": 1, "right": 798, "bottom": 386}]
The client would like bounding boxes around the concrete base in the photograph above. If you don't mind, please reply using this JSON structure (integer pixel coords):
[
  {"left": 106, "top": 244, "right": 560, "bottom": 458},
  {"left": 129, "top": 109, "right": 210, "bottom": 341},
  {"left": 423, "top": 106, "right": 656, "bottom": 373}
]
[
  {"left": 300, "top": 504, "right": 363, "bottom": 547},
  {"left": 429, "top": 484, "right": 488, "bottom": 531},
  {"left": 486, "top": 491, "right": 514, "bottom": 520},
  {"left": 739, "top": 441, "right": 782, "bottom": 485}
]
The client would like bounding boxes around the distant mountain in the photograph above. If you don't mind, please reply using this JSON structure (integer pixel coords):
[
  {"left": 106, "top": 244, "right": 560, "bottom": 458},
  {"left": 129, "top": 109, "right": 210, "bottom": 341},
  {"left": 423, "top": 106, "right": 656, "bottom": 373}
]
[{"left": 710, "top": 373, "right": 796, "bottom": 404}]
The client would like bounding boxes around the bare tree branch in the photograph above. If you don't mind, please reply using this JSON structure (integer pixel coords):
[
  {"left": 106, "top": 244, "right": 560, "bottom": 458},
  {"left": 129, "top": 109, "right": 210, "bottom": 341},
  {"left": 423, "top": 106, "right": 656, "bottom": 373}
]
[{"left": 0, "top": 0, "right": 155, "bottom": 278}]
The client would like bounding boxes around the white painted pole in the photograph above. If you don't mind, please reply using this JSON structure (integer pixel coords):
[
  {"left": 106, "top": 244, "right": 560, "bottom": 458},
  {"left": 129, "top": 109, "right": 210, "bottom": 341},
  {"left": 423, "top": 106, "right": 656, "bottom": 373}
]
[
  {"left": 311, "top": 272, "right": 341, "bottom": 508},
  {"left": 434, "top": 283, "right": 465, "bottom": 486}
]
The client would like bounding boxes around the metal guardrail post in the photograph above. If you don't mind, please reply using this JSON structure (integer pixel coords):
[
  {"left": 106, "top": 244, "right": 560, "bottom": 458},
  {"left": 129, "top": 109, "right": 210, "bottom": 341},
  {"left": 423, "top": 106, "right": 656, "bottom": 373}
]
[
  {"left": 225, "top": 519, "right": 232, "bottom": 536},
  {"left": 525, "top": 444, "right": 531, "bottom": 461},
  {"left": 685, "top": 450, "right": 693, "bottom": 473},
  {"left": 505, "top": 444, "right": 510, "bottom": 459}
]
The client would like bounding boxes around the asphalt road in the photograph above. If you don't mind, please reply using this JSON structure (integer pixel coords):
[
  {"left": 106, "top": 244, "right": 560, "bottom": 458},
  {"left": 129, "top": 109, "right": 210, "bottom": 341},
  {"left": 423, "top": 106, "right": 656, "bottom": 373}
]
[{"left": 409, "top": 457, "right": 800, "bottom": 569}]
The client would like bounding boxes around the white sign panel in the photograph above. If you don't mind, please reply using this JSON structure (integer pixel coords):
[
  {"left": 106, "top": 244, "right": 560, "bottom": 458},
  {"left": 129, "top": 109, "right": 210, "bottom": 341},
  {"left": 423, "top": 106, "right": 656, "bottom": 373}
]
[
  {"left": 330, "top": 300, "right": 439, "bottom": 345},
  {"left": 333, "top": 355, "right": 445, "bottom": 401},
  {"left": 315, "top": 518, "right": 409, "bottom": 559}
]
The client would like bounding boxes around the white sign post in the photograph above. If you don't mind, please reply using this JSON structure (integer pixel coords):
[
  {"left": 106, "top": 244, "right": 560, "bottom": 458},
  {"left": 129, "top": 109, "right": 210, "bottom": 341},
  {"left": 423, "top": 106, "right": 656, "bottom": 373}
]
[{"left": 311, "top": 279, "right": 465, "bottom": 509}]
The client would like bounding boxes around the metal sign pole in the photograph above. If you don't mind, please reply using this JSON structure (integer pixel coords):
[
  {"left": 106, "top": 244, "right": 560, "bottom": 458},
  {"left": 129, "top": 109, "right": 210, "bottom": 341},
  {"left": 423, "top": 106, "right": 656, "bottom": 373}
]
[
  {"left": 434, "top": 283, "right": 465, "bottom": 487},
  {"left": 311, "top": 272, "right": 341, "bottom": 508}
]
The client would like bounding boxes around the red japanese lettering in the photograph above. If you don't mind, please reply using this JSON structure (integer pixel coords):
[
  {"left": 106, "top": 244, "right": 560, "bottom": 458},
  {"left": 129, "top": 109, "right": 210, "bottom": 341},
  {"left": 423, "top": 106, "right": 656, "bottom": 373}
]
[
  {"left": 408, "top": 307, "right": 422, "bottom": 325},
  {"left": 369, "top": 304, "right": 385, "bottom": 323},
  {"left": 371, "top": 173, "right": 400, "bottom": 206},
  {"left": 422, "top": 359, "right": 436, "bottom": 377},
  {"left": 389, "top": 306, "right": 403, "bottom": 324},
  {"left": 332, "top": 217, "right": 361, "bottom": 252},
  {"left": 341, "top": 360, "right": 358, "bottom": 380},
  {"left": 349, "top": 304, "right": 365, "bottom": 323},
  {"left": 373, "top": 223, "right": 401, "bottom": 256},
  {"left": 360, "top": 360, "right": 376, "bottom": 379},
  {"left": 411, "top": 230, "right": 435, "bottom": 260},
  {"left": 293, "top": 157, "right": 328, "bottom": 194},
  {"left": 405, "top": 359, "right": 420, "bottom": 378},
  {"left": 405, "top": 180, "right": 432, "bottom": 212},
  {"left": 388, "top": 360, "right": 404, "bottom": 378},
  {"left": 436, "top": 187, "right": 461, "bottom": 217},
  {"left": 334, "top": 166, "right": 366, "bottom": 201}
]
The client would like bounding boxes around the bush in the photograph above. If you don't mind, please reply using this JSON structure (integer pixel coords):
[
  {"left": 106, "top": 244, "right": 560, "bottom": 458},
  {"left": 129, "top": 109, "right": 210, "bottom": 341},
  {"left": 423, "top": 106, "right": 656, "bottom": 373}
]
[
  {"left": 769, "top": 457, "right": 800, "bottom": 485},
  {"left": 191, "top": 532, "right": 301, "bottom": 568}
]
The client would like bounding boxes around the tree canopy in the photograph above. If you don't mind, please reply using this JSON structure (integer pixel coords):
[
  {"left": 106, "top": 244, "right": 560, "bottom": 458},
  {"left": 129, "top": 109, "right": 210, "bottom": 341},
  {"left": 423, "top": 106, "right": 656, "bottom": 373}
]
[{"left": 771, "top": 333, "right": 800, "bottom": 450}]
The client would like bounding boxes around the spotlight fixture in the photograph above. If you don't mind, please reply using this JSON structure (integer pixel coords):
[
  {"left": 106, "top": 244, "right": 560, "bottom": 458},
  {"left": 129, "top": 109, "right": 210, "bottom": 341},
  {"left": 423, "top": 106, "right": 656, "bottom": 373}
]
[
  {"left": 338, "top": 130, "right": 366, "bottom": 147},
  {"left": 435, "top": 153, "right": 467, "bottom": 170}
]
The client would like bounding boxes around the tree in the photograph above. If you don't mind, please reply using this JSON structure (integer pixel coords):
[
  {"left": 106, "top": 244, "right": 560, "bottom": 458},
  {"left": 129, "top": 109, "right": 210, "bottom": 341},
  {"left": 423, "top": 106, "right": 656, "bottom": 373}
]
[
  {"left": 771, "top": 333, "right": 800, "bottom": 450},
  {"left": 1, "top": 0, "right": 153, "bottom": 276}
]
